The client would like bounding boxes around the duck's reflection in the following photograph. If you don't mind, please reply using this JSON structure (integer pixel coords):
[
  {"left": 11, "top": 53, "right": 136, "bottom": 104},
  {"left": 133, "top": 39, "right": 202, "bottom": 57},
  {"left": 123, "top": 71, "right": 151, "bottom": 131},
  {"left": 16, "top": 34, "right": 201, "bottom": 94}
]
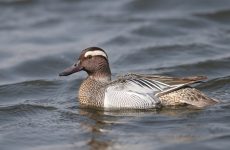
[
  {"left": 79, "top": 108, "right": 112, "bottom": 150},
  {"left": 78, "top": 106, "right": 202, "bottom": 150},
  {"left": 78, "top": 107, "right": 158, "bottom": 150}
]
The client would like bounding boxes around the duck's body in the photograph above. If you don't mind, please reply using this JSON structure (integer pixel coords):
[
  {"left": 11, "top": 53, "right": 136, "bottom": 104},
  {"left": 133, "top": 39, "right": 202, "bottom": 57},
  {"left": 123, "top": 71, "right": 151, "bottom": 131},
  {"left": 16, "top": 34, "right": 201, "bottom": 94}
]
[
  {"left": 59, "top": 47, "right": 218, "bottom": 109},
  {"left": 78, "top": 73, "right": 217, "bottom": 109}
]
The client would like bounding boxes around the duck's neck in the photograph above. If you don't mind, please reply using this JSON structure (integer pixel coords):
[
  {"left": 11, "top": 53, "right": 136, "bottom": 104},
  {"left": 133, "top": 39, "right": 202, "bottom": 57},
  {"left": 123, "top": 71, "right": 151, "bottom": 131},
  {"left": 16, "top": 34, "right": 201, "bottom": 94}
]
[{"left": 88, "top": 69, "right": 112, "bottom": 83}]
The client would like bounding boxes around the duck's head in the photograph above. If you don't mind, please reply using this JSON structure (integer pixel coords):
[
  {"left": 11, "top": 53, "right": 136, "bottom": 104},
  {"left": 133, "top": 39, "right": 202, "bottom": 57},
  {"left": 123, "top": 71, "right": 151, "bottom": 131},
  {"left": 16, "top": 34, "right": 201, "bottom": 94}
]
[{"left": 59, "top": 47, "right": 111, "bottom": 81}]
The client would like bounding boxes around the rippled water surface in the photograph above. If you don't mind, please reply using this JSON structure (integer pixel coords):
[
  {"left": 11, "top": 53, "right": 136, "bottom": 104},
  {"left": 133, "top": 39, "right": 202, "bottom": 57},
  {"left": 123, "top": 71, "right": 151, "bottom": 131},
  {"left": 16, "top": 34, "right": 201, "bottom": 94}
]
[{"left": 0, "top": 0, "right": 230, "bottom": 150}]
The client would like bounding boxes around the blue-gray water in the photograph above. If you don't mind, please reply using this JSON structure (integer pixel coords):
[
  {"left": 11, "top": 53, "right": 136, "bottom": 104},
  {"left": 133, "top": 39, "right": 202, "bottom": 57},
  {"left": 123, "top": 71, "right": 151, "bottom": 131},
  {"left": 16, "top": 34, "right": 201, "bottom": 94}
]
[{"left": 0, "top": 0, "right": 230, "bottom": 150}]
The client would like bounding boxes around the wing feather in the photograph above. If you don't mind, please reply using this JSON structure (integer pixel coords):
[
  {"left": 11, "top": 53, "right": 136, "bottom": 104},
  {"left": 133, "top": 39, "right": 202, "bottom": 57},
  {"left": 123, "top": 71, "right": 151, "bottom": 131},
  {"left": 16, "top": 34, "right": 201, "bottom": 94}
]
[{"left": 104, "top": 73, "right": 208, "bottom": 109}]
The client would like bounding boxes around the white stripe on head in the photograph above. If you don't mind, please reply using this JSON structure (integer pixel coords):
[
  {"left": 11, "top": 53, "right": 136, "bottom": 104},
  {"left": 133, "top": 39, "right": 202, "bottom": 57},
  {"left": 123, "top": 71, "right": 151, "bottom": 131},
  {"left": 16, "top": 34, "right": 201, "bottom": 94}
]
[{"left": 84, "top": 50, "right": 107, "bottom": 59}]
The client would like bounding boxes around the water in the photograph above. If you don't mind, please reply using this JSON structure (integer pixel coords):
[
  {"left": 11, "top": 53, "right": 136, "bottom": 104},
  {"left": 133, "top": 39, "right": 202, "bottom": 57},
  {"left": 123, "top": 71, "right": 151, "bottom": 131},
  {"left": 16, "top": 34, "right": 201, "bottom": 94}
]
[{"left": 0, "top": 0, "right": 230, "bottom": 149}]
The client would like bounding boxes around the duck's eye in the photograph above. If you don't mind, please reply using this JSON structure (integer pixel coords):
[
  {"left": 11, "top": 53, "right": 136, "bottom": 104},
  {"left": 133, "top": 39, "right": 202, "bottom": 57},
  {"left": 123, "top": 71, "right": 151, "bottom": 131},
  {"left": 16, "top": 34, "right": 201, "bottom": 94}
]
[{"left": 88, "top": 55, "right": 92, "bottom": 59}]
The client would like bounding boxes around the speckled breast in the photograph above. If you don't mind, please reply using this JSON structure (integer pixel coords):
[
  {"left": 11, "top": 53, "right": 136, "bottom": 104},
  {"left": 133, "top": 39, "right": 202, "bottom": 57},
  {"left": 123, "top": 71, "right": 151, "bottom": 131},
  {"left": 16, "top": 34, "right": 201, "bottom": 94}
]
[{"left": 78, "top": 78, "right": 106, "bottom": 107}]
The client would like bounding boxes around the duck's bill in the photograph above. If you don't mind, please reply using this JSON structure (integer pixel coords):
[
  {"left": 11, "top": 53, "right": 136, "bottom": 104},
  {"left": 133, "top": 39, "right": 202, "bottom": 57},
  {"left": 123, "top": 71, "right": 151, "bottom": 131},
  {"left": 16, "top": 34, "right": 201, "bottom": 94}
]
[{"left": 59, "top": 65, "right": 83, "bottom": 76}]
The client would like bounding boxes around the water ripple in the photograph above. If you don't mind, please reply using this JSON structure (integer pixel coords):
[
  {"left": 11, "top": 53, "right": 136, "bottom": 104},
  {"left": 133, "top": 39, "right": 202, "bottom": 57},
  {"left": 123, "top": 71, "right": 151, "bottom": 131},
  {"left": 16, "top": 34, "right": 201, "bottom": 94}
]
[{"left": 195, "top": 9, "right": 230, "bottom": 24}]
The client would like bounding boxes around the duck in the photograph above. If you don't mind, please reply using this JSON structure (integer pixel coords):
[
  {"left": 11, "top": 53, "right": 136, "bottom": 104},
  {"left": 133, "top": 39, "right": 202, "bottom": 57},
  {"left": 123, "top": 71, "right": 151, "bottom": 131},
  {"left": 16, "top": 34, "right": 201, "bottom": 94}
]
[{"left": 59, "top": 47, "right": 218, "bottom": 109}]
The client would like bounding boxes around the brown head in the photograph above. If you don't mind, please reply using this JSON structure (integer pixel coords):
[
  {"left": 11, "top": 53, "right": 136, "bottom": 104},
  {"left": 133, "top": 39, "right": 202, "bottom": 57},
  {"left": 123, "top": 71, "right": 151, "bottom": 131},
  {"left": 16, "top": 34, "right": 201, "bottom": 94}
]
[{"left": 59, "top": 47, "right": 111, "bottom": 81}]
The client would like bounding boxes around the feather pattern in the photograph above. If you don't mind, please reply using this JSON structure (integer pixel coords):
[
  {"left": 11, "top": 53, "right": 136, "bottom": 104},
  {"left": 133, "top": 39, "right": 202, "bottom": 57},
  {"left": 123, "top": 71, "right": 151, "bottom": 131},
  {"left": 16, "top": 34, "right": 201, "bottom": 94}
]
[
  {"left": 103, "top": 73, "right": 207, "bottom": 109},
  {"left": 104, "top": 86, "right": 160, "bottom": 109},
  {"left": 103, "top": 77, "right": 171, "bottom": 108}
]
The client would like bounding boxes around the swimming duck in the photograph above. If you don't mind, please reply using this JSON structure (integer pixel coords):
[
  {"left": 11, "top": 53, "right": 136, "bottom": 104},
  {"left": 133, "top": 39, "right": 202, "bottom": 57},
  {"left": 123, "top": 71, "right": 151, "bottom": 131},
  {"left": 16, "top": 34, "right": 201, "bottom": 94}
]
[{"left": 59, "top": 47, "right": 218, "bottom": 109}]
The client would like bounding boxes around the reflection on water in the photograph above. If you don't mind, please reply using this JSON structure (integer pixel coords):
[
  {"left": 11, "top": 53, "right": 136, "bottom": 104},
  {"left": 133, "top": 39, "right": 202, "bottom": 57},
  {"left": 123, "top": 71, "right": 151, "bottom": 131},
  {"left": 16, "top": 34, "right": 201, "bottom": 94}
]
[
  {"left": 79, "top": 109, "right": 113, "bottom": 150},
  {"left": 78, "top": 106, "right": 204, "bottom": 150}
]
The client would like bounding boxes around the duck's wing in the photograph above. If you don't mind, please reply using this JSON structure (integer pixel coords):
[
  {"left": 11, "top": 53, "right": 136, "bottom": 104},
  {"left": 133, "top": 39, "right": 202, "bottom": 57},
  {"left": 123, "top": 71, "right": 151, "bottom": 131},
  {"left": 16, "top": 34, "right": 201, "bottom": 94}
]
[
  {"left": 104, "top": 79, "right": 161, "bottom": 109},
  {"left": 104, "top": 75, "right": 187, "bottom": 109},
  {"left": 119, "top": 73, "right": 207, "bottom": 85},
  {"left": 104, "top": 85, "right": 161, "bottom": 109},
  {"left": 115, "top": 73, "right": 208, "bottom": 97}
]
